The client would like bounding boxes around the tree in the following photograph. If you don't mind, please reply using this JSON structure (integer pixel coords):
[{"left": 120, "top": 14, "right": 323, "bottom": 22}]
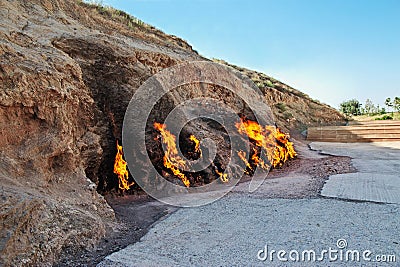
[
  {"left": 385, "top": 98, "right": 393, "bottom": 113},
  {"left": 394, "top": 97, "right": 400, "bottom": 113},
  {"left": 364, "top": 99, "right": 375, "bottom": 115},
  {"left": 339, "top": 99, "right": 362, "bottom": 117}
]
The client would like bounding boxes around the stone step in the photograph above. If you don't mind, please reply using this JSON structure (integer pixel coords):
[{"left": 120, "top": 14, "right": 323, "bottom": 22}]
[
  {"left": 307, "top": 121, "right": 400, "bottom": 142},
  {"left": 307, "top": 130, "right": 400, "bottom": 137},
  {"left": 309, "top": 138, "right": 400, "bottom": 143},
  {"left": 308, "top": 131, "right": 400, "bottom": 137},
  {"left": 348, "top": 120, "right": 400, "bottom": 125},
  {"left": 311, "top": 125, "right": 400, "bottom": 131}
]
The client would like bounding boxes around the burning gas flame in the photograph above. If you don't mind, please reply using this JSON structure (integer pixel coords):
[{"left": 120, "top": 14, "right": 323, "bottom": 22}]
[
  {"left": 114, "top": 141, "right": 134, "bottom": 190},
  {"left": 215, "top": 169, "right": 228, "bottom": 182},
  {"left": 251, "top": 147, "right": 269, "bottom": 169},
  {"left": 190, "top": 134, "right": 201, "bottom": 155},
  {"left": 235, "top": 118, "right": 296, "bottom": 171},
  {"left": 154, "top": 122, "right": 191, "bottom": 187},
  {"left": 273, "top": 127, "right": 297, "bottom": 166},
  {"left": 152, "top": 119, "right": 296, "bottom": 188},
  {"left": 237, "top": 150, "right": 252, "bottom": 173}
]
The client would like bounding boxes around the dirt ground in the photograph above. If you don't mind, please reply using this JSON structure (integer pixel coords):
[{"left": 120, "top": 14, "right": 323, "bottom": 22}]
[{"left": 55, "top": 140, "right": 356, "bottom": 266}]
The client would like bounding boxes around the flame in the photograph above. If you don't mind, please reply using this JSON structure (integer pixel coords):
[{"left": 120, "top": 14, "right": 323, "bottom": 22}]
[
  {"left": 237, "top": 150, "right": 252, "bottom": 172},
  {"left": 190, "top": 134, "right": 201, "bottom": 155},
  {"left": 154, "top": 122, "right": 190, "bottom": 187},
  {"left": 235, "top": 118, "right": 296, "bottom": 171},
  {"left": 251, "top": 147, "right": 269, "bottom": 169},
  {"left": 215, "top": 168, "right": 228, "bottom": 183},
  {"left": 114, "top": 141, "right": 134, "bottom": 190},
  {"left": 272, "top": 127, "right": 297, "bottom": 167},
  {"left": 151, "top": 118, "right": 296, "bottom": 187}
]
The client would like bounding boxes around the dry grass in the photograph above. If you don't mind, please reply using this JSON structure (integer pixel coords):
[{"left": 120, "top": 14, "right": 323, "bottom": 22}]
[
  {"left": 353, "top": 112, "right": 400, "bottom": 121},
  {"left": 75, "top": 0, "right": 194, "bottom": 51},
  {"left": 78, "top": 0, "right": 150, "bottom": 30}
]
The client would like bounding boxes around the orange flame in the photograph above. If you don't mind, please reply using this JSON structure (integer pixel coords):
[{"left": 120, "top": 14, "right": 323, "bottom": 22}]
[
  {"left": 272, "top": 127, "right": 297, "bottom": 167},
  {"left": 154, "top": 122, "right": 190, "bottom": 187},
  {"left": 190, "top": 134, "right": 201, "bottom": 155},
  {"left": 114, "top": 141, "right": 134, "bottom": 190},
  {"left": 235, "top": 118, "right": 296, "bottom": 171},
  {"left": 251, "top": 147, "right": 269, "bottom": 169},
  {"left": 151, "top": 119, "right": 296, "bottom": 187},
  {"left": 215, "top": 168, "right": 228, "bottom": 183},
  {"left": 237, "top": 150, "right": 252, "bottom": 172}
]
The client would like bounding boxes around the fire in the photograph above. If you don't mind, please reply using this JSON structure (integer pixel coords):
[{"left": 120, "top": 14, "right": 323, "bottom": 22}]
[
  {"left": 154, "top": 122, "right": 190, "bottom": 187},
  {"left": 114, "top": 141, "right": 134, "bottom": 190},
  {"left": 251, "top": 147, "right": 269, "bottom": 169},
  {"left": 235, "top": 118, "right": 296, "bottom": 171},
  {"left": 215, "top": 168, "right": 228, "bottom": 183},
  {"left": 151, "top": 118, "right": 296, "bottom": 188},
  {"left": 190, "top": 134, "right": 201, "bottom": 155},
  {"left": 273, "top": 127, "right": 297, "bottom": 167},
  {"left": 237, "top": 150, "right": 252, "bottom": 173}
]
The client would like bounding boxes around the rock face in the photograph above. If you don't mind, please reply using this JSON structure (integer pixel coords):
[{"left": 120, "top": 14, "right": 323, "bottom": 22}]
[{"left": 0, "top": 0, "right": 345, "bottom": 265}]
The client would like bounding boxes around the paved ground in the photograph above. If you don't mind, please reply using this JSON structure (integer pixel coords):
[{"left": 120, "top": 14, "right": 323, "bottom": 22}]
[
  {"left": 310, "top": 142, "right": 400, "bottom": 204},
  {"left": 98, "top": 142, "right": 400, "bottom": 266}
]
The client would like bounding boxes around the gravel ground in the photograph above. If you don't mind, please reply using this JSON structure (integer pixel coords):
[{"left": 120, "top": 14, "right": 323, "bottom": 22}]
[
  {"left": 56, "top": 139, "right": 357, "bottom": 266},
  {"left": 99, "top": 197, "right": 400, "bottom": 267},
  {"left": 55, "top": 195, "right": 176, "bottom": 267},
  {"left": 97, "top": 141, "right": 400, "bottom": 266},
  {"left": 311, "top": 142, "right": 400, "bottom": 204}
]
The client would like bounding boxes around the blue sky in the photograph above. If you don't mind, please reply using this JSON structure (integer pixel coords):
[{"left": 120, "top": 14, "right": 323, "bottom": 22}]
[{"left": 102, "top": 0, "right": 399, "bottom": 109}]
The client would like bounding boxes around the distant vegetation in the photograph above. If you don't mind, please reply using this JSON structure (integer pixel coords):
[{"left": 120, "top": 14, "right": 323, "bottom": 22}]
[
  {"left": 339, "top": 99, "right": 363, "bottom": 116},
  {"left": 77, "top": 0, "right": 194, "bottom": 51},
  {"left": 79, "top": 0, "right": 150, "bottom": 29},
  {"left": 375, "top": 115, "right": 393, "bottom": 121},
  {"left": 339, "top": 97, "right": 400, "bottom": 120}
]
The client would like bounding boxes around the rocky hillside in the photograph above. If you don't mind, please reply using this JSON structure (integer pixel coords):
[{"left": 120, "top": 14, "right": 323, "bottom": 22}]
[
  {"left": 0, "top": 0, "right": 345, "bottom": 265},
  {"left": 213, "top": 59, "right": 345, "bottom": 131}
]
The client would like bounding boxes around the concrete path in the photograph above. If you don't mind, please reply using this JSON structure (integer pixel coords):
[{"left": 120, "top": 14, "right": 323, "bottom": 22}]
[
  {"left": 98, "top": 142, "right": 400, "bottom": 266},
  {"left": 310, "top": 142, "right": 400, "bottom": 204}
]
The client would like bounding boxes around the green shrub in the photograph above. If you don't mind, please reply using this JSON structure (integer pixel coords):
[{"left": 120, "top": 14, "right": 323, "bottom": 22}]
[
  {"left": 265, "top": 80, "right": 275, "bottom": 88},
  {"left": 339, "top": 99, "right": 362, "bottom": 116},
  {"left": 275, "top": 102, "right": 286, "bottom": 112},
  {"left": 283, "top": 111, "right": 293, "bottom": 120},
  {"left": 79, "top": 0, "right": 148, "bottom": 29},
  {"left": 375, "top": 115, "right": 393, "bottom": 120}
]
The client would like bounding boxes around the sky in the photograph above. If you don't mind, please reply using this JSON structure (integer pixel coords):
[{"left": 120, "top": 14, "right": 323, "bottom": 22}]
[{"left": 102, "top": 0, "right": 399, "bottom": 109}]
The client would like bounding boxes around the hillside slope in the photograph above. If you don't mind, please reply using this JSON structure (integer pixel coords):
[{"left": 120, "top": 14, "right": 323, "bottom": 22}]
[
  {"left": 213, "top": 59, "right": 345, "bottom": 131},
  {"left": 0, "top": 0, "right": 344, "bottom": 265}
]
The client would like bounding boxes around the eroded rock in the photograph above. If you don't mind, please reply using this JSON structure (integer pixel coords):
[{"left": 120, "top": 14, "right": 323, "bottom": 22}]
[{"left": 0, "top": 0, "right": 345, "bottom": 265}]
